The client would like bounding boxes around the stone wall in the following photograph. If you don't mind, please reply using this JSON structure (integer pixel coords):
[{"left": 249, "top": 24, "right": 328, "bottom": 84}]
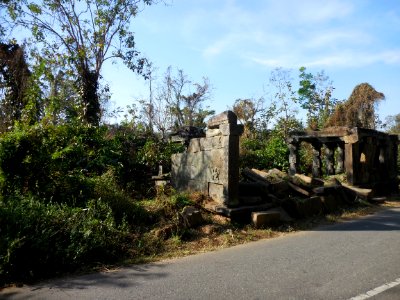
[{"left": 171, "top": 111, "right": 243, "bottom": 207}]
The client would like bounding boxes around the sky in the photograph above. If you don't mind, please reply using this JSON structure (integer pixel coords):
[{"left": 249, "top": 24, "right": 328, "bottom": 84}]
[{"left": 102, "top": 0, "right": 400, "bottom": 125}]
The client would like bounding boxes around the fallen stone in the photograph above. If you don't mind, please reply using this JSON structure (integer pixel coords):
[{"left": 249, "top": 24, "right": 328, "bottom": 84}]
[
  {"left": 251, "top": 211, "right": 281, "bottom": 228},
  {"left": 321, "top": 194, "right": 340, "bottom": 213},
  {"left": 341, "top": 183, "right": 373, "bottom": 199},
  {"left": 293, "top": 173, "right": 323, "bottom": 187},
  {"left": 180, "top": 206, "right": 204, "bottom": 228},
  {"left": 288, "top": 181, "right": 311, "bottom": 197},
  {"left": 241, "top": 168, "right": 270, "bottom": 188},
  {"left": 265, "top": 207, "right": 294, "bottom": 222},
  {"left": 297, "top": 196, "right": 324, "bottom": 217},
  {"left": 239, "top": 196, "right": 264, "bottom": 205},
  {"left": 269, "top": 180, "right": 290, "bottom": 198}
]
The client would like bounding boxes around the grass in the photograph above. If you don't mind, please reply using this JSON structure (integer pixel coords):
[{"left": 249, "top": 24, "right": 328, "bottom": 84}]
[{"left": 119, "top": 196, "right": 399, "bottom": 266}]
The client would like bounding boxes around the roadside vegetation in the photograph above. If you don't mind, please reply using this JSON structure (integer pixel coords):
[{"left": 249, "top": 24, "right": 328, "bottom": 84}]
[{"left": 1, "top": 0, "right": 400, "bottom": 288}]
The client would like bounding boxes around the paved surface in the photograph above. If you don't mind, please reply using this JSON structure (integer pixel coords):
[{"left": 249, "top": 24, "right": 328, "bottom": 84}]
[{"left": 2, "top": 208, "right": 400, "bottom": 300}]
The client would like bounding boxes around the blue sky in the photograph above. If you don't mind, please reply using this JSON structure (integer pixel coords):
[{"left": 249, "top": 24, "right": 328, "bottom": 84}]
[{"left": 103, "top": 0, "right": 400, "bottom": 125}]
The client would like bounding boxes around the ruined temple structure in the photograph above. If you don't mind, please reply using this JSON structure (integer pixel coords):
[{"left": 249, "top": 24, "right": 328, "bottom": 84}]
[
  {"left": 171, "top": 111, "right": 243, "bottom": 207},
  {"left": 287, "top": 127, "right": 399, "bottom": 193}
]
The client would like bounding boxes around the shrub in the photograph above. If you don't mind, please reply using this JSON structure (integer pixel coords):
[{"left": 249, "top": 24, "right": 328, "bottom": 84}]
[
  {"left": 0, "top": 196, "right": 131, "bottom": 284},
  {"left": 239, "top": 134, "right": 289, "bottom": 172}
]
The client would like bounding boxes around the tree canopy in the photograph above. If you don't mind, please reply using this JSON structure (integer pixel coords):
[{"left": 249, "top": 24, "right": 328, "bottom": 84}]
[
  {"left": 2, "top": 0, "right": 154, "bottom": 125},
  {"left": 325, "top": 83, "right": 384, "bottom": 129}
]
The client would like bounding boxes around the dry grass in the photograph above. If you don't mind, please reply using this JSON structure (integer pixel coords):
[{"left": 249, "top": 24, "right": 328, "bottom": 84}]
[{"left": 124, "top": 196, "right": 400, "bottom": 265}]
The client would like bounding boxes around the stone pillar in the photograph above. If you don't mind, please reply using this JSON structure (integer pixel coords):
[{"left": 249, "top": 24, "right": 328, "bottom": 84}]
[
  {"left": 288, "top": 142, "right": 299, "bottom": 176},
  {"left": 171, "top": 110, "right": 243, "bottom": 208},
  {"left": 344, "top": 142, "right": 360, "bottom": 185},
  {"left": 336, "top": 144, "right": 344, "bottom": 174},
  {"left": 311, "top": 142, "right": 322, "bottom": 178},
  {"left": 324, "top": 143, "right": 336, "bottom": 176}
]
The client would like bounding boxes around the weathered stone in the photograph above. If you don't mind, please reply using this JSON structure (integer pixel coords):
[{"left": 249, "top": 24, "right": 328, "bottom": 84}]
[
  {"left": 288, "top": 142, "right": 299, "bottom": 176},
  {"left": 269, "top": 180, "right": 290, "bottom": 198},
  {"left": 219, "top": 123, "right": 244, "bottom": 136},
  {"left": 239, "top": 182, "right": 269, "bottom": 197},
  {"left": 187, "top": 138, "right": 202, "bottom": 153},
  {"left": 298, "top": 196, "right": 324, "bottom": 217},
  {"left": 292, "top": 174, "right": 324, "bottom": 188},
  {"left": 207, "top": 110, "right": 237, "bottom": 129},
  {"left": 251, "top": 211, "right": 281, "bottom": 228},
  {"left": 180, "top": 206, "right": 204, "bottom": 228},
  {"left": 288, "top": 182, "right": 310, "bottom": 197},
  {"left": 311, "top": 142, "right": 322, "bottom": 178},
  {"left": 289, "top": 127, "right": 398, "bottom": 192},
  {"left": 208, "top": 183, "right": 225, "bottom": 204},
  {"left": 239, "top": 196, "right": 263, "bottom": 205},
  {"left": 341, "top": 183, "right": 373, "bottom": 199},
  {"left": 205, "top": 128, "right": 221, "bottom": 137},
  {"left": 264, "top": 207, "right": 294, "bottom": 222},
  {"left": 321, "top": 194, "right": 340, "bottom": 213}
]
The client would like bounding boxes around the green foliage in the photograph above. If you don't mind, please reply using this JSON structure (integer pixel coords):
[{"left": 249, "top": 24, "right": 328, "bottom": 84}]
[
  {"left": 3, "top": 0, "right": 155, "bottom": 125},
  {"left": 298, "top": 67, "right": 336, "bottom": 129},
  {"left": 240, "top": 131, "right": 289, "bottom": 172},
  {"left": 0, "top": 196, "right": 131, "bottom": 283}
]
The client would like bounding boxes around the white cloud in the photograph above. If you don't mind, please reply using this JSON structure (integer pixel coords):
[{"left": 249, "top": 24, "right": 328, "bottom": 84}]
[{"left": 248, "top": 49, "right": 400, "bottom": 69}]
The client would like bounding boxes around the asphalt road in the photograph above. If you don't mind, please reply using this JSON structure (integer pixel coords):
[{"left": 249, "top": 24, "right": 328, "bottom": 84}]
[{"left": 2, "top": 208, "right": 400, "bottom": 300}]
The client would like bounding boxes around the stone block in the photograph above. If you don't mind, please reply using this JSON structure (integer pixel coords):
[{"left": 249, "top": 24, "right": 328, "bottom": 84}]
[
  {"left": 251, "top": 211, "right": 281, "bottom": 228},
  {"left": 270, "top": 180, "right": 290, "bottom": 198},
  {"left": 207, "top": 110, "right": 237, "bottom": 129},
  {"left": 180, "top": 206, "right": 204, "bottom": 228},
  {"left": 219, "top": 123, "right": 244, "bottom": 136},
  {"left": 321, "top": 194, "right": 340, "bottom": 213},
  {"left": 208, "top": 182, "right": 225, "bottom": 205},
  {"left": 206, "top": 128, "right": 221, "bottom": 137},
  {"left": 187, "top": 138, "right": 201, "bottom": 153},
  {"left": 200, "top": 136, "right": 227, "bottom": 150}
]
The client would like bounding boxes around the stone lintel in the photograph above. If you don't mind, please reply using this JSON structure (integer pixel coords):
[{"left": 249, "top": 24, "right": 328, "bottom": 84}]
[{"left": 207, "top": 110, "right": 237, "bottom": 129}]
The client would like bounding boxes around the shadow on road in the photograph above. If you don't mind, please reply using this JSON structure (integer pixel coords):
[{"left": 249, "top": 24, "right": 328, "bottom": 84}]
[
  {"left": 1, "top": 263, "right": 169, "bottom": 298},
  {"left": 314, "top": 208, "right": 400, "bottom": 232}
]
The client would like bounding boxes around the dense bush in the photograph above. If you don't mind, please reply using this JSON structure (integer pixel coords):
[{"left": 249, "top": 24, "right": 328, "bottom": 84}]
[
  {"left": 0, "top": 196, "right": 131, "bottom": 284},
  {"left": 0, "top": 122, "right": 185, "bottom": 284}
]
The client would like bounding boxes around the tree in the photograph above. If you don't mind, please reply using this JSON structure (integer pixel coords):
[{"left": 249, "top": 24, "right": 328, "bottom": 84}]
[
  {"left": 3, "top": 0, "right": 153, "bottom": 125},
  {"left": 232, "top": 98, "right": 264, "bottom": 138},
  {"left": 0, "top": 42, "right": 41, "bottom": 132},
  {"left": 269, "top": 67, "right": 299, "bottom": 140},
  {"left": 154, "top": 66, "right": 214, "bottom": 132},
  {"left": 386, "top": 113, "right": 400, "bottom": 134},
  {"left": 298, "top": 67, "right": 336, "bottom": 129},
  {"left": 325, "top": 83, "right": 384, "bottom": 129}
]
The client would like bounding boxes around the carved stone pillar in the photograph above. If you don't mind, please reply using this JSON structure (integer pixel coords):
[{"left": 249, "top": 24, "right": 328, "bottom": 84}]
[
  {"left": 288, "top": 142, "right": 299, "bottom": 176},
  {"left": 336, "top": 144, "right": 344, "bottom": 174},
  {"left": 311, "top": 142, "right": 322, "bottom": 178},
  {"left": 324, "top": 143, "right": 336, "bottom": 176}
]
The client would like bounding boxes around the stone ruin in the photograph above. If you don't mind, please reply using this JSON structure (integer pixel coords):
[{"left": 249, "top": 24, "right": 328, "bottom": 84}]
[
  {"left": 287, "top": 127, "right": 399, "bottom": 193},
  {"left": 171, "top": 111, "right": 243, "bottom": 208},
  {"left": 170, "top": 111, "right": 399, "bottom": 223}
]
